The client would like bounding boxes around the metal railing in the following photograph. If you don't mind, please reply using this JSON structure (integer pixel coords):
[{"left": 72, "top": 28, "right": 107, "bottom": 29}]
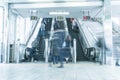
[
  {"left": 25, "top": 18, "right": 41, "bottom": 46},
  {"left": 45, "top": 18, "right": 54, "bottom": 63},
  {"left": 76, "top": 19, "right": 90, "bottom": 49},
  {"left": 76, "top": 19, "right": 101, "bottom": 61},
  {"left": 84, "top": 24, "right": 98, "bottom": 47}
]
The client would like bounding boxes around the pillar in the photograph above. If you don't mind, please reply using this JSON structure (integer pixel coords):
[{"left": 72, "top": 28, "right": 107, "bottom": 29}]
[{"left": 103, "top": 0, "right": 113, "bottom": 64}]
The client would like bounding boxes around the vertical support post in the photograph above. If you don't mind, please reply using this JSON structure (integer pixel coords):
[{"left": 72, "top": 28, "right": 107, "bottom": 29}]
[
  {"left": 16, "top": 39, "right": 20, "bottom": 63},
  {"left": 0, "top": 7, "right": 4, "bottom": 63},
  {"left": 103, "top": 0, "right": 113, "bottom": 64},
  {"left": 45, "top": 38, "right": 48, "bottom": 63},
  {"left": 3, "top": 3, "right": 9, "bottom": 63},
  {"left": 9, "top": 9, "right": 17, "bottom": 63},
  {"left": 73, "top": 39, "right": 76, "bottom": 63}
]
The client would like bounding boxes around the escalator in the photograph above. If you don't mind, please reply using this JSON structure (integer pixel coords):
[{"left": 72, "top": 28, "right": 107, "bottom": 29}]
[
  {"left": 66, "top": 18, "right": 88, "bottom": 61},
  {"left": 49, "top": 19, "right": 71, "bottom": 63},
  {"left": 32, "top": 18, "right": 52, "bottom": 61},
  {"left": 45, "top": 18, "right": 53, "bottom": 38},
  {"left": 54, "top": 21, "right": 65, "bottom": 30}
]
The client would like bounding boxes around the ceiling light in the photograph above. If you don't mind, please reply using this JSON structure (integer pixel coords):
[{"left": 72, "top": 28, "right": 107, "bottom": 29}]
[{"left": 49, "top": 11, "right": 69, "bottom": 15}]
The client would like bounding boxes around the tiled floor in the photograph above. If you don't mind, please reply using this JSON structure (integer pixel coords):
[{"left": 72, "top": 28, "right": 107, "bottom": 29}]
[{"left": 0, "top": 61, "right": 120, "bottom": 80}]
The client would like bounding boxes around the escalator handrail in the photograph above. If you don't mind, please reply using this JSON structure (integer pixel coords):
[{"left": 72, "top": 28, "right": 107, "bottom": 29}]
[
  {"left": 76, "top": 19, "right": 101, "bottom": 61},
  {"left": 47, "top": 18, "right": 54, "bottom": 56},
  {"left": 83, "top": 25, "right": 98, "bottom": 48},
  {"left": 76, "top": 19, "right": 91, "bottom": 48},
  {"left": 76, "top": 19, "right": 100, "bottom": 60},
  {"left": 83, "top": 27, "right": 93, "bottom": 47},
  {"left": 112, "top": 22, "right": 120, "bottom": 35},
  {"left": 25, "top": 18, "right": 40, "bottom": 46},
  {"left": 84, "top": 24, "right": 98, "bottom": 45},
  {"left": 78, "top": 19, "right": 98, "bottom": 48}
]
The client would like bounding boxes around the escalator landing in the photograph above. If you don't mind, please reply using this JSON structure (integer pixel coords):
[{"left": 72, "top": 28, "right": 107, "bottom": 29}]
[{"left": 0, "top": 62, "right": 119, "bottom": 80}]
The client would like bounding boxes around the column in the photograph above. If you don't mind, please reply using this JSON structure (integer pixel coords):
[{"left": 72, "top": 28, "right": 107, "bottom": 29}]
[
  {"left": 3, "top": 3, "right": 9, "bottom": 63},
  {"left": 9, "top": 10, "right": 17, "bottom": 63},
  {"left": 103, "top": 0, "right": 113, "bottom": 64}
]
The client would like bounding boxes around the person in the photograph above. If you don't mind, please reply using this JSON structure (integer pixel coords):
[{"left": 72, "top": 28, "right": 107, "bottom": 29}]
[
  {"left": 115, "top": 47, "right": 120, "bottom": 66},
  {"left": 48, "top": 46, "right": 54, "bottom": 67},
  {"left": 64, "top": 35, "right": 72, "bottom": 63},
  {"left": 71, "top": 19, "right": 79, "bottom": 32},
  {"left": 49, "top": 39, "right": 59, "bottom": 66},
  {"left": 70, "top": 18, "right": 74, "bottom": 23},
  {"left": 53, "top": 47, "right": 59, "bottom": 64},
  {"left": 27, "top": 47, "right": 36, "bottom": 62},
  {"left": 116, "top": 59, "right": 120, "bottom": 66},
  {"left": 65, "top": 35, "right": 71, "bottom": 48},
  {"left": 20, "top": 48, "right": 29, "bottom": 62},
  {"left": 58, "top": 49, "right": 64, "bottom": 68},
  {"left": 49, "top": 30, "right": 66, "bottom": 68},
  {"left": 54, "top": 19, "right": 60, "bottom": 30},
  {"left": 96, "top": 37, "right": 109, "bottom": 64},
  {"left": 40, "top": 22, "right": 45, "bottom": 38}
]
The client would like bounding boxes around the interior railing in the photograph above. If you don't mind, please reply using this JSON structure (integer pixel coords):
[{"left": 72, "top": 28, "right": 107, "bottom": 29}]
[
  {"left": 64, "top": 18, "right": 74, "bottom": 63},
  {"left": 25, "top": 18, "right": 41, "bottom": 46},
  {"left": 76, "top": 19, "right": 101, "bottom": 62},
  {"left": 45, "top": 18, "right": 54, "bottom": 63},
  {"left": 76, "top": 19, "right": 91, "bottom": 48}
]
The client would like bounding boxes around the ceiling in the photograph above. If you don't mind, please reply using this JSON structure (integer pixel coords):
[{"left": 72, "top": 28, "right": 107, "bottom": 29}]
[
  {"left": 10, "top": 1, "right": 103, "bottom": 18},
  {"left": 9, "top": 0, "right": 120, "bottom": 18},
  {"left": 13, "top": 7, "right": 102, "bottom": 18}
]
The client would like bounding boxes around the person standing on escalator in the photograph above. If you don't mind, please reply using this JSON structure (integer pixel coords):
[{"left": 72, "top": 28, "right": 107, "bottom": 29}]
[
  {"left": 71, "top": 19, "right": 79, "bottom": 33},
  {"left": 40, "top": 21, "right": 45, "bottom": 38},
  {"left": 65, "top": 35, "right": 71, "bottom": 48},
  {"left": 64, "top": 35, "right": 72, "bottom": 63}
]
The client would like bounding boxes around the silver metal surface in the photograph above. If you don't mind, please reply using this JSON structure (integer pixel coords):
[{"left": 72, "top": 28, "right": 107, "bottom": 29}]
[{"left": 103, "top": 0, "right": 113, "bottom": 64}]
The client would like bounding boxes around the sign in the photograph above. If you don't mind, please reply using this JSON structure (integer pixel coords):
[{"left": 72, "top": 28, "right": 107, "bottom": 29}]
[
  {"left": 30, "top": 16, "right": 38, "bottom": 20},
  {"left": 56, "top": 16, "right": 65, "bottom": 21}
]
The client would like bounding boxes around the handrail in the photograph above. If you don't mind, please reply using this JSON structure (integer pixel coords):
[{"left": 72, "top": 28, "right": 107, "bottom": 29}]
[
  {"left": 75, "top": 19, "right": 93, "bottom": 60},
  {"left": 76, "top": 19, "right": 100, "bottom": 54},
  {"left": 91, "top": 8, "right": 103, "bottom": 24},
  {"left": 86, "top": 25, "right": 97, "bottom": 40},
  {"left": 25, "top": 18, "right": 40, "bottom": 46},
  {"left": 93, "top": 8, "right": 102, "bottom": 18},
  {"left": 76, "top": 19, "right": 91, "bottom": 48},
  {"left": 79, "top": 23, "right": 89, "bottom": 45},
  {"left": 64, "top": 18, "right": 69, "bottom": 35},
  {"left": 76, "top": 19, "right": 101, "bottom": 62},
  {"left": 91, "top": 17, "right": 103, "bottom": 25},
  {"left": 85, "top": 24, "right": 98, "bottom": 45},
  {"left": 83, "top": 25, "right": 98, "bottom": 51},
  {"left": 83, "top": 27, "right": 92, "bottom": 47},
  {"left": 49, "top": 18, "right": 55, "bottom": 40},
  {"left": 47, "top": 18, "right": 54, "bottom": 58},
  {"left": 78, "top": 19, "right": 98, "bottom": 48},
  {"left": 64, "top": 18, "right": 74, "bottom": 62}
]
